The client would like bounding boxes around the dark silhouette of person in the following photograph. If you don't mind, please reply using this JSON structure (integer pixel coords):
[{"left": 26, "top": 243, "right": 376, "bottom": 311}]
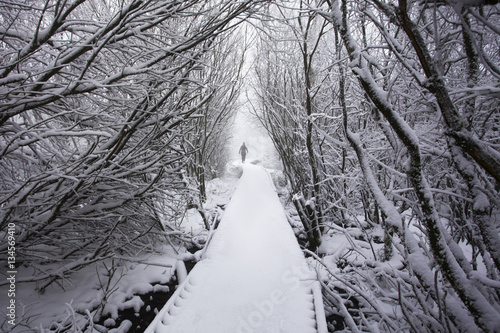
[{"left": 239, "top": 142, "right": 248, "bottom": 163}]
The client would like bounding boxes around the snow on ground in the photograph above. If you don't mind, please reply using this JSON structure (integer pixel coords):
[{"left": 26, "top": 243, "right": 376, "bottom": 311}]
[
  {"left": 0, "top": 245, "right": 178, "bottom": 332},
  {"left": 0, "top": 172, "right": 240, "bottom": 332},
  {"left": 145, "top": 164, "right": 325, "bottom": 333}
]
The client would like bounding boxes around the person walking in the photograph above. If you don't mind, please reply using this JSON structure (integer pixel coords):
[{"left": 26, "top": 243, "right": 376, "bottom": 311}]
[{"left": 239, "top": 142, "right": 248, "bottom": 163}]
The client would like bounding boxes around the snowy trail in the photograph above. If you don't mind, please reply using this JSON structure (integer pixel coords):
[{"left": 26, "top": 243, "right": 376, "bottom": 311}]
[{"left": 145, "top": 164, "right": 326, "bottom": 333}]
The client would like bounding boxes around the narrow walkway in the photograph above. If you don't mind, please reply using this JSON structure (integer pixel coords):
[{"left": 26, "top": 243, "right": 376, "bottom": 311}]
[{"left": 145, "top": 164, "right": 327, "bottom": 333}]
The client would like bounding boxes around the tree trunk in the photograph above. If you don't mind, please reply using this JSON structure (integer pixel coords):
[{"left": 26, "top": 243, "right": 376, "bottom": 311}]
[
  {"left": 293, "top": 194, "right": 322, "bottom": 251},
  {"left": 324, "top": 0, "right": 500, "bottom": 330}
]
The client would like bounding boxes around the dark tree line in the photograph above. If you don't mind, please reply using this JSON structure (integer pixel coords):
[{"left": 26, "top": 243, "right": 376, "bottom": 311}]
[
  {"left": 0, "top": 0, "right": 264, "bottom": 296},
  {"left": 253, "top": 0, "right": 500, "bottom": 331}
]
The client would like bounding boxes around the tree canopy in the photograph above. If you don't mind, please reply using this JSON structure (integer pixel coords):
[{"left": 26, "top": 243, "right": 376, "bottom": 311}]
[{"left": 1, "top": 0, "right": 499, "bottom": 331}]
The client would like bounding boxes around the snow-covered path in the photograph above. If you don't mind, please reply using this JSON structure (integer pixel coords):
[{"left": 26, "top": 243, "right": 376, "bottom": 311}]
[{"left": 145, "top": 164, "right": 326, "bottom": 333}]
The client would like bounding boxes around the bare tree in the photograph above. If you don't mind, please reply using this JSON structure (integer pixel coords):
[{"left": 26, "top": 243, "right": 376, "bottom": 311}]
[
  {"left": 0, "top": 0, "right": 263, "bottom": 292},
  {"left": 252, "top": 0, "right": 499, "bottom": 331},
  {"left": 182, "top": 29, "right": 249, "bottom": 228},
  {"left": 253, "top": 1, "right": 336, "bottom": 250},
  {"left": 319, "top": 0, "right": 500, "bottom": 330}
]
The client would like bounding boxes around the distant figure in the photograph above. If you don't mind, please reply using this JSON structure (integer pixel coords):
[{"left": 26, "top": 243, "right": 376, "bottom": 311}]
[{"left": 239, "top": 142, "right": 248, "bottom": 163}]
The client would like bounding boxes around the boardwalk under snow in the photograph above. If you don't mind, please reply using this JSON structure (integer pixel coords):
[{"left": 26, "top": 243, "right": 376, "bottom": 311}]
[{"left": 145, "top": 164, "right": 327, "bottom": 333}]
